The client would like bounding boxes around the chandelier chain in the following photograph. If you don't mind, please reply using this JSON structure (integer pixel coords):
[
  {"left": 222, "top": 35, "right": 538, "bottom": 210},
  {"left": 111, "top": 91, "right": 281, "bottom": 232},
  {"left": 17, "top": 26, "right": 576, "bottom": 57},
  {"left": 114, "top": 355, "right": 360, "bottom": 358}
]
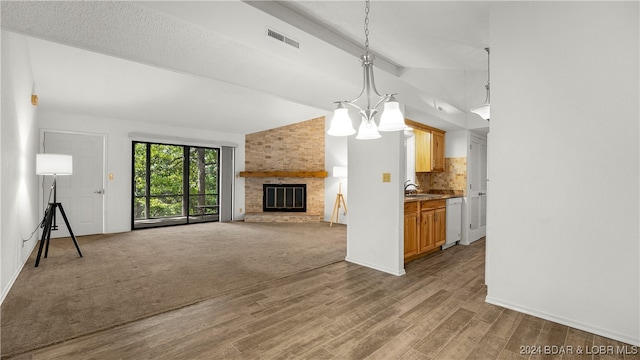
[
  {"left": 364, "top": 0, "right": 370, "bottom": 52},
  {"left": 327, "top": 0, "right": 404, "bottom": 139},
  {"left": 486, "top": 47, "right": 490, "bottom": 101},
  {"left": 486, "top": 48, "right": 490, "bottom": 85}
]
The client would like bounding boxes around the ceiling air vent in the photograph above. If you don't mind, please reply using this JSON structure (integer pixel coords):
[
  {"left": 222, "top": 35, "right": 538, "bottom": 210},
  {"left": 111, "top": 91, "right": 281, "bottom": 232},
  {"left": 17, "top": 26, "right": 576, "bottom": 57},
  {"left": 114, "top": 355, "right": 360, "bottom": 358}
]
[{"left": 266, "top": 27, "right": 300, "bottom": 49}]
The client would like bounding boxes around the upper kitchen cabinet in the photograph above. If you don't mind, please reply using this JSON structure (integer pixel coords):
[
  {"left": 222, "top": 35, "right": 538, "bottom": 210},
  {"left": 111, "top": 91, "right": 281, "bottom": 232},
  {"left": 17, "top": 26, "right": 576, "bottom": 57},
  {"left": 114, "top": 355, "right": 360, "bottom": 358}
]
[
  {"left": 414, "top": 129, "right": 432, "bottom": 172},
  {"left": 407, "top": 119, "right": 445, "bottom": 173},
  {"left": 432, "top": 131, "right": 445, "bottom": 172}
]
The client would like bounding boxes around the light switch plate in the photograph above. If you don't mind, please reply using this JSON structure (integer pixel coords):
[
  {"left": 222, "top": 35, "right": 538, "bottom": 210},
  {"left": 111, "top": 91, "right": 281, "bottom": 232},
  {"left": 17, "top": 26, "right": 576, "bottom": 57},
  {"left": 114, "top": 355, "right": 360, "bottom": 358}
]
[{"left": 382, "top": 173, "right": 391, "bottom": 182}]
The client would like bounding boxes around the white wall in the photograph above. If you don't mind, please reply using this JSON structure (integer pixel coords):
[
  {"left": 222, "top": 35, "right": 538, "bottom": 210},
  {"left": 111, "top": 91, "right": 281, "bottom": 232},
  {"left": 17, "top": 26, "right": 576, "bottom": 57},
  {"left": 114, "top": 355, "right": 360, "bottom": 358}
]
[
  {"left": 324, "top": 116, "right": 348, "bottom": 224},
  {"left": 1, "top": 31, "right": 41, "bottom": 303},
  {"left": 405, "top": 134, "right": 416, "bottom": 185},
  {"left": 487, "top": 2, "right": 639, "bottom": 345},
  {"left": 445, "top": 130, "right": 468, "bottom": 158},
  {"left": 346, "top": 131, "right": 405, "bottom": 276},
  {"left": 38, "top": 110, "right": 246, "bottom": 233}
]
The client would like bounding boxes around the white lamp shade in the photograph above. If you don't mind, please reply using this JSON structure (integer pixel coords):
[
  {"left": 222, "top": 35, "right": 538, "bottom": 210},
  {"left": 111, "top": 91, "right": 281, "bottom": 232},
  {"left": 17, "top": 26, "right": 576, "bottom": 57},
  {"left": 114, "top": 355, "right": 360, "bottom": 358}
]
[
  {"left": 378, "top": 99, "right": 405, "bottom": 131},
  {"left": 332, "top": 166, "right": 347, "bottom": 178},
  {"left": 470, "top": 103, "right": 490, "bottom": 120},
  {"left": 36, "top": 154, "right": 73, "bottom": 175},
  {"left": 355, "top": 118, "right": 381, "bottom": 140},
  {"left": 327, "top": 107, "right": 356, "bottom": 136}
]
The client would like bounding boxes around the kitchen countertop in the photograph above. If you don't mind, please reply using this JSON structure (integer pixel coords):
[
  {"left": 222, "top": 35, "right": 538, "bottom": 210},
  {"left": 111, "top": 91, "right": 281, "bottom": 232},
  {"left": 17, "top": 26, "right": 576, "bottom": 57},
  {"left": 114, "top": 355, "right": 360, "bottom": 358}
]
[{"left": 404, "top": 193, "right": 463, "bottom": 202}]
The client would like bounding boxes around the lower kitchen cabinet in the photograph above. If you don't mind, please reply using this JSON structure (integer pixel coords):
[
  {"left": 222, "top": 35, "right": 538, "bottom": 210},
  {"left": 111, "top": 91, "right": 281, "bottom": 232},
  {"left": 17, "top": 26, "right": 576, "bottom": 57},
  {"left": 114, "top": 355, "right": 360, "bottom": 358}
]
[
  {"left": 434, "top": 207, "right": 446, "bottom": 247},
  {"left": 419, "top": 209, "right": 435, "bottom": 253},
  {"left": 404, "top": 199, "right": 447, "bottom": 262},
  {"left": 404, "top": 202, "right": 419, "bottom": 258}
]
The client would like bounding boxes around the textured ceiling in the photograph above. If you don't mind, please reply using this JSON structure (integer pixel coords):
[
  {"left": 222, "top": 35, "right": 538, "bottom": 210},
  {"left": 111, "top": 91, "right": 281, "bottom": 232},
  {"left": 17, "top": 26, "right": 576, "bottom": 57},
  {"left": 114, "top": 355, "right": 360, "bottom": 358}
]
[
  {"left": 1, "top": 1, "right": 491, "bottom": 134},
  {"left": 278, "top": 1, "right": 490, "bottom": 69}
]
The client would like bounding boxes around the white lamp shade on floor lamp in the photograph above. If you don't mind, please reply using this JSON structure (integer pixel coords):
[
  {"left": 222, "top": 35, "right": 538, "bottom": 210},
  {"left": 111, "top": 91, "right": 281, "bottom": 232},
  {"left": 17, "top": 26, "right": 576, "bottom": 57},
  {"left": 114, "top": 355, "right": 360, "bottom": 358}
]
[
  {"left": 36, "top": 154, "right": 73, "bottom": 175},
  {"left": 332, "top": 166, "right": 347, "bottom": 179}
]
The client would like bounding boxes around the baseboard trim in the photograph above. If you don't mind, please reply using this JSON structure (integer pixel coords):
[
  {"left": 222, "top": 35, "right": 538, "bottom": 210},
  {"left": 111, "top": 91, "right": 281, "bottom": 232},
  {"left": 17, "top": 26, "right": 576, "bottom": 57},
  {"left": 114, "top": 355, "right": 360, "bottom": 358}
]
[
  {"left": 485, "top": 295, "right": 640, "bottom": 346},
  {"left": 345, "top": 256, "right": 406, "bottom": 276},
  {"left": 1, "top": 267, "right": 21, "bottom": 305},
  {"left": 1, "top": 240, "right": 36, "bottom": 305},
  {"left": 460, "top": 237, "right": 482, "bottom": 246}
]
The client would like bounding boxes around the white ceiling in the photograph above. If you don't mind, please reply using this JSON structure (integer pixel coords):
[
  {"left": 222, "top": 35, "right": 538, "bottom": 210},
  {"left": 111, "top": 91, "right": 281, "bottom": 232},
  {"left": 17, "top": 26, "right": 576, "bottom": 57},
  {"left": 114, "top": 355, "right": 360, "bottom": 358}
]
[{"left": 1, "top": 1, "right": 491, "bottom": 134}]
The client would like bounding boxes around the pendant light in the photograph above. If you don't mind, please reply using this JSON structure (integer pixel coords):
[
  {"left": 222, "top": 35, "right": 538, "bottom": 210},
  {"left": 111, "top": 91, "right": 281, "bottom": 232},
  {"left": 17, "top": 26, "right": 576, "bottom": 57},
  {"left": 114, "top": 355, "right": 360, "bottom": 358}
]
[
  {"left": 327, "top": 103, "right": 356, "bottom": 136},
  {"left": 356, "top": 116, "right": 381, "bottom": 139},
  {"left": 327, "top": 0, "right": 405, "bottom": 139},
  {"left": 471, "top": 47, "right": 490, "bottom": 121}
]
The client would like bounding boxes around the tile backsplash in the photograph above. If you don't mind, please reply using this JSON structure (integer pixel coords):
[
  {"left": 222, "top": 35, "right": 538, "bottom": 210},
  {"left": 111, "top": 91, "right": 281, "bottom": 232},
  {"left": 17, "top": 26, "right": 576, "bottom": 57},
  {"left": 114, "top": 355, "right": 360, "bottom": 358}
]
[{"left": 415, "top": 157, "right": 466, "bottom": 196}]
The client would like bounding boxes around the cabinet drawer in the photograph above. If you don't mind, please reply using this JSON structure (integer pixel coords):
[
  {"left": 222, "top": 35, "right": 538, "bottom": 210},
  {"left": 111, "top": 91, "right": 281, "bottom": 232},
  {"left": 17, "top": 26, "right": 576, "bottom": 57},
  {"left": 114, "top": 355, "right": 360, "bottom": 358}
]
[
  {"left": 404, "top": 202, "right": 418, "bottom": 213},
  {"left": 420, "top": 199, "right": 446, "bottom": 210}
]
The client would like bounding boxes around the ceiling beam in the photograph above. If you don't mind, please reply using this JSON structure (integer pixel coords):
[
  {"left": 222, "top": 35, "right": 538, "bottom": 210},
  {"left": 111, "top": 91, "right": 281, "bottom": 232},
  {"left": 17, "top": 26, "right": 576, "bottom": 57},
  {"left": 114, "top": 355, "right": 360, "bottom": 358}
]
[{"left": 244, "top": 1, "right": 405, "bottom": 78}]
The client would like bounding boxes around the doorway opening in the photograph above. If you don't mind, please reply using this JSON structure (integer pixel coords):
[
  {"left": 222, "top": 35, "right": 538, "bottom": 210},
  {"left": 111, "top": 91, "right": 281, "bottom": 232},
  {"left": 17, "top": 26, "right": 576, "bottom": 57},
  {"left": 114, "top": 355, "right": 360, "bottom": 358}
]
[{"left": 132, "top": 141, "right": 220, "bottom": 229}]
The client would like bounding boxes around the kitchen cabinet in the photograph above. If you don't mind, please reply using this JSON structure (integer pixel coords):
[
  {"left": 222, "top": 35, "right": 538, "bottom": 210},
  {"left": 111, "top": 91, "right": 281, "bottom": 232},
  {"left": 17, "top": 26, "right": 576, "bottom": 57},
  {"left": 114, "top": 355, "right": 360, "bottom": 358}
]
[
  {"left": 404, "top": 202, "right": 419, "bottom": 258},
  {"left": 419, "top": 209, "right": 435, "bottom": 253},
  {"left": 414, "top": 129, "right": 432, "bottom": 172},
  {"left": 409, "top": 120, "right": 445, "bottom": 173},
  {"left": 434, "top": 207, "right": 446, "bottom": 247},
  {"left": 404, "top": 199, "right": 446, "bottom": 262},
  {"left": 432, "top": 130, "right": 445, "bottom": 172}
]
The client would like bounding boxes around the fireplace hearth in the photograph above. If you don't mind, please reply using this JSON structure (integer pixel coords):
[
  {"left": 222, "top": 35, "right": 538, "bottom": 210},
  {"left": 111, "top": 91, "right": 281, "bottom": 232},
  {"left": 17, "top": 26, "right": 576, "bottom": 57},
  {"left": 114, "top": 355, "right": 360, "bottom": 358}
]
[{"left": 263, "top": 184, "right": 307, "bottom": 212}]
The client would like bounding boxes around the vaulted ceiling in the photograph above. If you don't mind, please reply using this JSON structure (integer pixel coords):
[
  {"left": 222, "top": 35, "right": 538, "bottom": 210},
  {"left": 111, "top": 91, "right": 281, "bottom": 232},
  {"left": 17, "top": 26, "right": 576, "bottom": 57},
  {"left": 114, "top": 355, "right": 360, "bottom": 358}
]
[{"left": 1, "top": 1, "right": 491, "bottom": 134}]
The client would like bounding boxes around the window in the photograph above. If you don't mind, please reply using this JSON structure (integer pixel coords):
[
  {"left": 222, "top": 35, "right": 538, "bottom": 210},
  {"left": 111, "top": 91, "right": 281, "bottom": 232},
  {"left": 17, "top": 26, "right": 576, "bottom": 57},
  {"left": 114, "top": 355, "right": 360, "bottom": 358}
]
[{"left": 132, "top": 141, "right": 220, "bottom": 229}]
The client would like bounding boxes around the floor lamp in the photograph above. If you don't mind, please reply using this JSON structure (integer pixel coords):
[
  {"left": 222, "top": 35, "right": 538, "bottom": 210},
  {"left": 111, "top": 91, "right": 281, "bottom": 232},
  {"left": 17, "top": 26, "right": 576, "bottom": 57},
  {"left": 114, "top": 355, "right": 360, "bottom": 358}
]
[
  {"left": 330, "top": 166, "right": 348, "bottom": 227},
  {"left": 35, "top": 154, "right": 83, "bottom": 267}
]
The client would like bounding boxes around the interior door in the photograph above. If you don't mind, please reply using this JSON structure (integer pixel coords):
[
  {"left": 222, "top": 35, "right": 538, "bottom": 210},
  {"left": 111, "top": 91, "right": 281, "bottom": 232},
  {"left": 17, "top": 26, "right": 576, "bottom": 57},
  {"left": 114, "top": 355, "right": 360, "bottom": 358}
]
[
  {"left": 468, "top": 135, "right": 487, "bottom": 242},
  {"left": 43, "top": 132, "right": 105, "bottom": 238}
]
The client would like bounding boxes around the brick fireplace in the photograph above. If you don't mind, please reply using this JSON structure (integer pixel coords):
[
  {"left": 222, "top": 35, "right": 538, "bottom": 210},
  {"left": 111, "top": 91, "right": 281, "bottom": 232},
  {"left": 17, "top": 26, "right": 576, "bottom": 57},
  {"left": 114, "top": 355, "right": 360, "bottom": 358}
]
[{"left": 242, "top": 117, "right": 326, "bottom": 222}]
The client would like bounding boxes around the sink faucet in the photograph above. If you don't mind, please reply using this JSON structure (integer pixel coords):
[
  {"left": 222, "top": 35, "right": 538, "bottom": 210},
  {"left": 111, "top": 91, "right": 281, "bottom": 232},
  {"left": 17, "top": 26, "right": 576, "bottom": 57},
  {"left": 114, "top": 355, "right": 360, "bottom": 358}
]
[{"left": 404, "top": 180, "right": 419, "bottom": 194}]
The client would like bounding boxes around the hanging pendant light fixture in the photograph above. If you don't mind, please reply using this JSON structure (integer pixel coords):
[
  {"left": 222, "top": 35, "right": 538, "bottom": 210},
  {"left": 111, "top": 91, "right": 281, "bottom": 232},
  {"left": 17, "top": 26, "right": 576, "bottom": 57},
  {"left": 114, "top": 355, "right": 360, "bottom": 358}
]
[
  {"left": 471, "top": 47, "right": 490, "bottom": 121},
  {"left": 326, "top": 0, "right": 405, "bottom": 139}
]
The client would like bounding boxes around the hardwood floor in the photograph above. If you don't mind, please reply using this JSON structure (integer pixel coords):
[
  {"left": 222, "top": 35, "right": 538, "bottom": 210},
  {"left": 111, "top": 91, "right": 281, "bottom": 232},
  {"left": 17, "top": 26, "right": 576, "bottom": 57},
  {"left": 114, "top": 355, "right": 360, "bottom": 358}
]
[{"left": 7, "top": 239, "right": 637, "bottom": 359}]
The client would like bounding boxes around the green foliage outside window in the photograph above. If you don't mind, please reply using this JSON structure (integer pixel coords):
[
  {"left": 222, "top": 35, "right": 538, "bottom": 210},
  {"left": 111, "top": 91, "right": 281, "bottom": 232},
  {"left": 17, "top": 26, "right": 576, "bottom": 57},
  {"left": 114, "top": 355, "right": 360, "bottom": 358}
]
[{"left": 134, "top": 142, "right": 219, "bottom": 220}]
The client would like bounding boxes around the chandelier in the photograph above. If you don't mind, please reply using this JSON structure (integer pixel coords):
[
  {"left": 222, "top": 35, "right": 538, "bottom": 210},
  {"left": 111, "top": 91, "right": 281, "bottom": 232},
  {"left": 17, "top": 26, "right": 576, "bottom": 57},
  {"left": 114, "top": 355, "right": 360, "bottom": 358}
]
[
  {"left": 470, "top": 47, "right": 490, "bottom": 121},
  {"left": 326, "top": 0, "right": 405, "bottom": 140}
]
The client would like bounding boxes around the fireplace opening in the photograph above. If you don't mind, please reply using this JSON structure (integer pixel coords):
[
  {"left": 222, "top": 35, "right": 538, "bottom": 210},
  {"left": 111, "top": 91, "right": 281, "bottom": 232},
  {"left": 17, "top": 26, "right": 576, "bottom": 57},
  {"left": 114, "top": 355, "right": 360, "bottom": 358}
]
[{"left": 263, "top": 184, "right": 306, "bottom": 212}]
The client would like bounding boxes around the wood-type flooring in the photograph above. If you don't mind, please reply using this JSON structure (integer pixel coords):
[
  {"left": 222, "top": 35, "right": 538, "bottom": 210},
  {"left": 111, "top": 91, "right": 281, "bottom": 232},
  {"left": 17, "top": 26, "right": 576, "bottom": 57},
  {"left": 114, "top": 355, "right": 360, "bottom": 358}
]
[{"left": 7, "top": 239, "right": 637, "bottom": 359}]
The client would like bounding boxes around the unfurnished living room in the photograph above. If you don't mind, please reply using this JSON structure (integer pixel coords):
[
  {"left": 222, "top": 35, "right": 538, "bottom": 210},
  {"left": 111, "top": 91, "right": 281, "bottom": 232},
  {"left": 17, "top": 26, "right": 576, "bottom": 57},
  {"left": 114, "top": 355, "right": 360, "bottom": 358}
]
[{"left": 1, "top": 1, "right": 639, "bottom": 359}]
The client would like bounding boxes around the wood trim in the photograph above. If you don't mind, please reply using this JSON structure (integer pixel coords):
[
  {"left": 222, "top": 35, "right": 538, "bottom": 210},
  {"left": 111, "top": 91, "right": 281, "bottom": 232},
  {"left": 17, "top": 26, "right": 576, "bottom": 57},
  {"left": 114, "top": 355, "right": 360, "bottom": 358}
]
[
  {"left": 404, "top": 246, "right": 441, "bottom": 263},
  {"left": 419, "top": 199, "right": 446, "bottom": 210},
  {"left": 238, "top": 171, "right": 328, "bottom": 178},
  {"left": 405, "top": 119, "right": 446, "bottom": 134}
]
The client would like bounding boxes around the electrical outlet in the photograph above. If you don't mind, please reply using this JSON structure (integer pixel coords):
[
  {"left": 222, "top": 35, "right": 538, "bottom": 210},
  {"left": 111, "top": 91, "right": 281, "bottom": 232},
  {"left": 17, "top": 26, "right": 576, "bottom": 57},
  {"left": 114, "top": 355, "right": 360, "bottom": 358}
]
[
  {"left": 108, "top": 173, "right": 114, "bottom": 180},
  {"left": 382, "top": 173, "right": 391, "bottom": 182},
  {"left": 239, "top": 208, "right": 243, "bottom": 213}
]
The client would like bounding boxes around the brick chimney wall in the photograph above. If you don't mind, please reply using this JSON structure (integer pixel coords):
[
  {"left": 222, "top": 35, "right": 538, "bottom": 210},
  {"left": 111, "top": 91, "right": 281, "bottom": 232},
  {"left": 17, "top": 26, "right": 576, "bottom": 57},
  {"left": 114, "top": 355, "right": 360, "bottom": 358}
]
[{"left": 244, "top": 117, "right": 325, "bottom": 215}]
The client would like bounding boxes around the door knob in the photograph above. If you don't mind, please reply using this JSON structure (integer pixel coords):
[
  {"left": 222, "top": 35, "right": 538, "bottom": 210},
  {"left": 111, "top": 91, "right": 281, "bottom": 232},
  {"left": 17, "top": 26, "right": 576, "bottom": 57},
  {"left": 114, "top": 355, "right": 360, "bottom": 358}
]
[{"left": 94, "top": 189, "right": 104, "bottom": 194}]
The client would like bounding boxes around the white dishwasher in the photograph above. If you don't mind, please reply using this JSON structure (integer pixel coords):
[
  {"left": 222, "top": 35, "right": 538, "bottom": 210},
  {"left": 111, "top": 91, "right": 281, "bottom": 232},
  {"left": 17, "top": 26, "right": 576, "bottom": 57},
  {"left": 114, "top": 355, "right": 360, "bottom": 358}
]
[{"left": 444, "top": 197, "right": 462, "bottom": 249}]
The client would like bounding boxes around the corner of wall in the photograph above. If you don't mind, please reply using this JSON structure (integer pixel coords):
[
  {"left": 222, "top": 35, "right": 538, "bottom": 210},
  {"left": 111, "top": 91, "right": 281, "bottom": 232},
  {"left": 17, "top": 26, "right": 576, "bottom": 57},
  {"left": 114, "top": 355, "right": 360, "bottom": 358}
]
[{"left": 1, "top": 31, "right": 41, "bottom": 304}]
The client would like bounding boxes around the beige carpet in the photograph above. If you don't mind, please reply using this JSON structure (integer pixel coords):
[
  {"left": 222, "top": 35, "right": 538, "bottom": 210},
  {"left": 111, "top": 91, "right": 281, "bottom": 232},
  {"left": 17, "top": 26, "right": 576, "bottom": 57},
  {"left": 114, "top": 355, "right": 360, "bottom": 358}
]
[{"left": 0, "top": 221, "right": 347, "bottom": 357}]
